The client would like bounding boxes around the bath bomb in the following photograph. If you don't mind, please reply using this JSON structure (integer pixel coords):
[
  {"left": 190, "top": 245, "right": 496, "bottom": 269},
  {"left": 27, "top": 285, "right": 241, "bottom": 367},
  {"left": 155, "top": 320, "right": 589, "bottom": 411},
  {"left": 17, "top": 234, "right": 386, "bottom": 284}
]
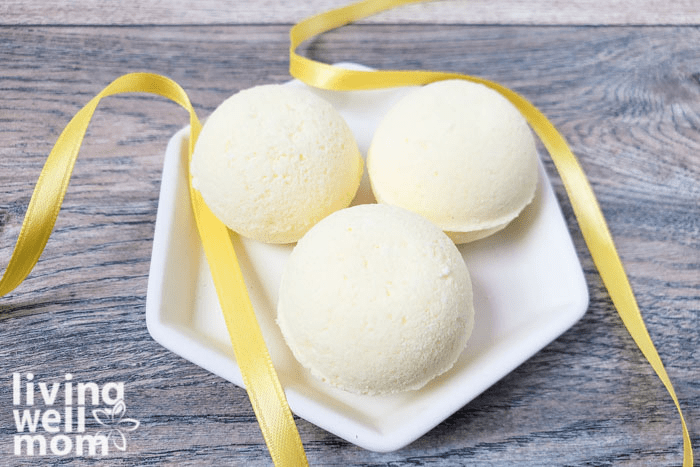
[
  {"left": 367, "top": 79, "right": 538, "bottom": 243},
  {"left": 277, "top": 203, "right": 474, "bottom": 395},
  {"left": 190, "top": 84, "right": 363, "bottom": 244}
]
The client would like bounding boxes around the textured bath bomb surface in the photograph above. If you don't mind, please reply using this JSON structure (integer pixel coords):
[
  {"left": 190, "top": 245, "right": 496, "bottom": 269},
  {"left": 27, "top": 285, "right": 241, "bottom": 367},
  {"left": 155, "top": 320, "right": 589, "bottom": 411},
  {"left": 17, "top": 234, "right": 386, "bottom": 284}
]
[
  {"left": 367, "top": 79, "right": 538, "bottom": 243},
  {"left": 190, "top": 84, "right": 363, "bottom": 244},
  {"left": 277, "top": 204, "right": 474, "bottom": 395}
]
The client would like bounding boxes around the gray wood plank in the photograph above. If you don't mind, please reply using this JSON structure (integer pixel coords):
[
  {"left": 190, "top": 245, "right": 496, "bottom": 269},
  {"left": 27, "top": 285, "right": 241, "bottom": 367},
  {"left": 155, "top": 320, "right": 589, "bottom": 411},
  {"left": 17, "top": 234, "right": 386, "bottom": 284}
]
[{"left": 1, "top": 0, "right": 699, "bottom": 26}]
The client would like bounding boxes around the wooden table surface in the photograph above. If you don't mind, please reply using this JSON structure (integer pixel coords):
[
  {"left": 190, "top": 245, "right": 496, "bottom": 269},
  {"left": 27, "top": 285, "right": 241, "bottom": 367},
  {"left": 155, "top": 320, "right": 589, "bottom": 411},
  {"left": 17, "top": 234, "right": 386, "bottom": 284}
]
[{"left": 1, "top": 1, "right": 698, "bottom": 465}]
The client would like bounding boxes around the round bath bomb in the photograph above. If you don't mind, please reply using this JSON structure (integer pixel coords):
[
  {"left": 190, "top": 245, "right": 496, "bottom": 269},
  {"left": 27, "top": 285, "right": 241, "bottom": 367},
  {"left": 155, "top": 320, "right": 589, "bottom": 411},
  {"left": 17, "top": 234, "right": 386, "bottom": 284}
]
[
  {"left": 190, "top": 84, "right": 363, "bottom": 244},
  {"left": 367, "top": 79, "right": 538, "bottom": 243},
  {"left": 277, "top": 203, "right": 474, "bottom": 395}
]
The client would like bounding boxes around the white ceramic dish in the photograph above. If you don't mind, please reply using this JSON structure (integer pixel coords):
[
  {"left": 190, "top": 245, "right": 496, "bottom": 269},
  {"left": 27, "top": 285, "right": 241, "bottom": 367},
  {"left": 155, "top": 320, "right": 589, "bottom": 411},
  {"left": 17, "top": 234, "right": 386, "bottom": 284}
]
[{"left": 145, "top": 67, "right": 589, "bottom": 453}]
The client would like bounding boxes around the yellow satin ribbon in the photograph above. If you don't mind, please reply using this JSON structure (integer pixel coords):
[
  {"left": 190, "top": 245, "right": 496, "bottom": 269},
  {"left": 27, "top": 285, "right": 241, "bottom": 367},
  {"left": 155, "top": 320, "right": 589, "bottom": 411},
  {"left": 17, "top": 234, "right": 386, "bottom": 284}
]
[
  {"left": 0, "top": 73, "right": 307, "bottom": 466},
  {"left": 290, "top": 0, "right": 693, "bottom": 465}
]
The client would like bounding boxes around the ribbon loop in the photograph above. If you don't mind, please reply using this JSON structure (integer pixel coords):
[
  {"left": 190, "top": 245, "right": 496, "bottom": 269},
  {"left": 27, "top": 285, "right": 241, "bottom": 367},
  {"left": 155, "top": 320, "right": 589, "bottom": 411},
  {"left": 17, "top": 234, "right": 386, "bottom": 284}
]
[
  {"left": 290, "top": 1, "right": 692, "bottom": 465},
  {"left": 0, "top": 72, "right": 307, "bottom": 467}
]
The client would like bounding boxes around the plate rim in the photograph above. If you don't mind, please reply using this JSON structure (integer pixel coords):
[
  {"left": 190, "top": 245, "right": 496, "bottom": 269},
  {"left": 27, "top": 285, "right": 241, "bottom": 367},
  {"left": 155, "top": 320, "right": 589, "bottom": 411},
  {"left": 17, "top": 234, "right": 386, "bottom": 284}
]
[{"left": 145, "top": 72, "right": 589, "bottom": 452}]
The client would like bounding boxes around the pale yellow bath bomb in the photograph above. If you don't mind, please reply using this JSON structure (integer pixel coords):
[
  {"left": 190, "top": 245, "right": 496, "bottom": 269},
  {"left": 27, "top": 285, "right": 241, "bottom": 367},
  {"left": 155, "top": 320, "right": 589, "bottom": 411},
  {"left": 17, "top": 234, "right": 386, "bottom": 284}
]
[
  {"left": 367, "top": 79, "right": 538, "bottom": 243},
  {"left": 190, "top": 84, "right": 363, "bottom": 244},
  {"left": 277, "top": 204, "right": 474, "bottom": 395}
]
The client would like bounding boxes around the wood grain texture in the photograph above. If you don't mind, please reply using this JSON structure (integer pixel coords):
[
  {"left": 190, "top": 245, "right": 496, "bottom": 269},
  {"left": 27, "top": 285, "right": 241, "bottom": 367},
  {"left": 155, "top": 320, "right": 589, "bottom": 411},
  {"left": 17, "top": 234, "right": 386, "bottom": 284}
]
[
  {"left": 1, "top": 21, "right": 699, "bottom": 467},
  {"left": 1, "top": 0, "right": 700, "bottom": 26}
]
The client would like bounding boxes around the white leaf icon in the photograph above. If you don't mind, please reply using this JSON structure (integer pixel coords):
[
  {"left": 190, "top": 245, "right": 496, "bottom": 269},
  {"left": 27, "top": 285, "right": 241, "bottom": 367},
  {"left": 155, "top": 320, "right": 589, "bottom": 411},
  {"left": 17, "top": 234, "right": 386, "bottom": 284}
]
[{"left": 92, "top": 399, "right": 139, "bottom": 451}]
